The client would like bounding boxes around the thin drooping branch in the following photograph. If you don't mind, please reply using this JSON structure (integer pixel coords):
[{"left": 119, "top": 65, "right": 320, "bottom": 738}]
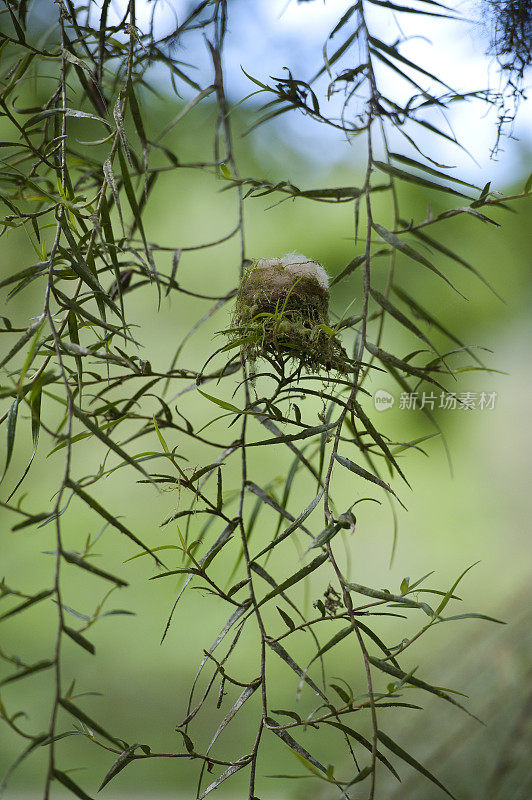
[{"left": 0, "top": 2, "right": 528, "bottom": 799}]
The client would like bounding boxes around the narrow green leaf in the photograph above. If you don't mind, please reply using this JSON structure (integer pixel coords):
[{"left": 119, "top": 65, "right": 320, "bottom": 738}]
[
  {"left": 0, "top": 316, "right": 45, "bottom": 370},
  {"left": 329, "top": 4, "right": 357, "bottom": 37},
  {"left": 348, "top": 765, "right": 373, "bottom": 786},
  {"left": 197, "top": 389, "right": 244, "bottom": 414},
  {"left": 347, "top": 581, "right": 433, "bottom": 614},
  {"left": 277, "top": 606, "right": 296, "bottom": 632},
  {"left": 403, "top": 225, "right": 500, "bottom": 298},
  {"left": 1, "top": 397, "right": 19, "bottom": 484},
  {"left": 243, "top": 103, "right": 295, "bottom": 136},
  {"left": 374, "top": 160, "right": 471, "bottom": 198},
  {"left": 330, "top": 682, "right": 351, "bottom": 703},
  {"left": 256, "top": 554, "right": 328, "bottom": 609},
  {"left": 0, "top": 659, "right": 54, "bottom": 687},
  {"left": 266, "top": 717, "right": 327, "bottom": 774},
  {"left": 370, "top": 287, "right": 432, "bottom": 349},
  {"left": 70, "top": 405, "right": 154, "bottom": 485},
  {"left": 58, "top": 219, "right": 117, "bottom": 318},
  {"left": 330, "top": 253, "right": 365, "bottom": 286},
  {"left": 389, "top": 152, "right": 477, "bottom": 188},
  {"left": 432, "top": 562, "right": 479, "bottom": 619},
  {"left": 253, "top": 410, "right": 321, "bottom": 482},
  {"left": 98, "top": 744, "right": 144, "bottom": 791},
  {"left": 367, "top": 0, "right": 456, "bottom": 16},
  {"left": 309, "top": 626, "right": 352, "bottom": 663},
  {"left": 62, "top": 551, "right": 128, "bottom": 587},
  {"left": 11, "top": 512, "right": 52, "bottom": 531},
  {"left": 123, "top": 545, "right": 180, "bottom": 563},
  {"left": 216, "top": 467, "right": 223, "bottom": 511},
  {"left": 325, "top": 721, "right": 400, "bottom": 780},
  {"left": 149, "top": 567, "right": 202, "bottom": 581},
  {"left": 368, "top": 657, "right": 480, "bottom": 720},
  {"left": 116, "top": 146, "right": 154, "bottom": 286},
  {"left": 59, "top": 698, "right": 123, "bottom": 747},
  {"left": 369, "top": 35, "right": 453, "bottom": 89},
  {"left": 0, "top": 735, "right": 47, "bottom": 795},
  {"left": 127, "top": 85, "right": 147, "bottom": 147},
  {"left": 64, "top": 626, "right": 96, "bottom": 655},
  {"left": 365, "top": 340, "right": 444, "bottom": 389},
  {"left": 470, "top": 180, "right": 491, "bottom": 207},
  {"left": 24, "top": 107, "right": 112, "bottom": 129},
  {"left": 353, "top": 397, "right": 409, "bottom": 484},
  {"left": 437, "top": 612, "right": 505, "bottom": 624},
  {"left": 66, "top": 480, "right": 164, "bottom": 566},
  {"left": 271, "top": 709, "right": 302, "bottom": 723},
  {"left": 248, "top": 420, "right": 338, "bottom": 449},
  {"left": 334, "top": 453, "right": 406, "bottom": 509},
  {"left": 378, "top": 729, "right": 457, "bottom": 798},
  {"left": 67, "top": 311, "right": 83, "bottom": 399},
  {"left": 188, "top": 462, "right": 225, "bottom": 484},
  {"left": 372, "top": 222, "right": 465, "bottom": 297},
  {"left": 0, "top": 589, "right": 53, "bottom": 622},
  {"left": 307, "top": 521, "right": 342, "bottom": 550},
  {"left": 52, "top": 769, "right": 94, "bottom": 800},
  {"left": 266, "top": 639, "right": 327, "bottom": 700},
  {"left": 392, "top": 285, "right": 483, "bottom": 364},
  {"left": 201, "top": 519, "right": 238, "bottom": 570},
  {"left": 314, "top": 28, "right": 361, "bottom": 81},
  {"left": 18, "top": 319, "right": 45, "bottom": 388},
  {"left": 247, "top": 481, "right": 298, "bottom": 525},
  {"left": 206, "top": 681, "right": 260, "bottom": 754},
  {"left": 240, "top": 66, "right": 270, "bottom": 90},
  {"left": 197, "top": 757, "right": 251, "bottom": 799}
]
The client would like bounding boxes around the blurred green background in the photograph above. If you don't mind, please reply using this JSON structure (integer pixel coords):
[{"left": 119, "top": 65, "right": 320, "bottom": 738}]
[{"left": 1, "top": 42, "right": 532, "bottom": 800}]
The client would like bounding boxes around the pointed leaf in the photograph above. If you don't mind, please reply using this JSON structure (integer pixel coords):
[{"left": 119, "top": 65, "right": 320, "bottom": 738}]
[
  {"left": 0, "top": 589, "right": 53, "bottom": 622},
  {"left": 62, "top": 551, "right": 128, "bottom": 587},
  {"left": 1, "top": 398, "right": 19, "bottom": 484},
  {"left": 372, "top": 223, "right": 465, "bottom": 297},
  {"left": 378, "top": 729, "right": 457, "bottom": 798},
  {"left": 266, "top": 639, "right": 327, "bottom": 700},
  {"left": 66, "top": 480, "right": 164, "bottom": 566},
  {"left": 52, "top": 770, "right": 94, "bottom": 800},
  {"left": 277, "top": 606, "right": 296, "bottom": 632},
  {"left": 256, "top": 554, "right": 328, "bottom": 609},
  {"left": 334, "top": 453, "right": 406, "bottom": 508},
  {"left": 197, "top": 756, "right": 251, "bottom": 799},
  {"left": 98, "top": 744, "right": 141, "bottom": 791},
  {"left": 0, "top": 659, "right": 54, "bottom": 687},
  {"left": 59, "top": 698, "right": 123, "bottom": 747},
  {"left": 64, "top": 626, "right": 96, "bottom": 655},
  {"left": 266, "top": 717, "right": 327, "bottom": 774}
]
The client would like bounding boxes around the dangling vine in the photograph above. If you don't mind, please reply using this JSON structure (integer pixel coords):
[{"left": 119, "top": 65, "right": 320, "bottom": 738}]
[{"left": 0, "top": 1, "right": 530, "bottom": 799}]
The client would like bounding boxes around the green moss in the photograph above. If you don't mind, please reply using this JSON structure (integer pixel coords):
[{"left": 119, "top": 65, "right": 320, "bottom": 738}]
[{"left": 226, "top": 262, "right": 352, "bottom": 374}]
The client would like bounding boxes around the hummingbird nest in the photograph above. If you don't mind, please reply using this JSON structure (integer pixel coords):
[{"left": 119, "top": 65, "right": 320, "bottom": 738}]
[{"left": 227, "top": 253, "right": 351, "bottom": 374}]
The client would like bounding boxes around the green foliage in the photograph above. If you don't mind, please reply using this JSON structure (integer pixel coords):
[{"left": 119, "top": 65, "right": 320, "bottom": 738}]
[{"left": 0, "top": 2, "right": 529, "bottom": 800}]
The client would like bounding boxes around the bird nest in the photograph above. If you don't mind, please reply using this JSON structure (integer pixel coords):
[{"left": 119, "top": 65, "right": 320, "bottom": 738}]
[{"left": 226, "top": 254, "right": 351, "bottom": 374}]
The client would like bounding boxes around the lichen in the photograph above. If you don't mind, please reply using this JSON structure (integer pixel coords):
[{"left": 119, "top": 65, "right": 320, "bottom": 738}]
[
  {"left": 486, "top": 0, "right": 531, "bottom": 79},
  {"left": 483, "top": 0, "right": 531, "bottom": 151},
  {"left": 226, "top": 254, "right": 351, "bottom": 374}
]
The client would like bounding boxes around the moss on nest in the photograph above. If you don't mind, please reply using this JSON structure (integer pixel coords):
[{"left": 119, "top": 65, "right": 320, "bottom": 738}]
[{"left": 226, "top": 254, "right": 351, "bottom": 374}]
